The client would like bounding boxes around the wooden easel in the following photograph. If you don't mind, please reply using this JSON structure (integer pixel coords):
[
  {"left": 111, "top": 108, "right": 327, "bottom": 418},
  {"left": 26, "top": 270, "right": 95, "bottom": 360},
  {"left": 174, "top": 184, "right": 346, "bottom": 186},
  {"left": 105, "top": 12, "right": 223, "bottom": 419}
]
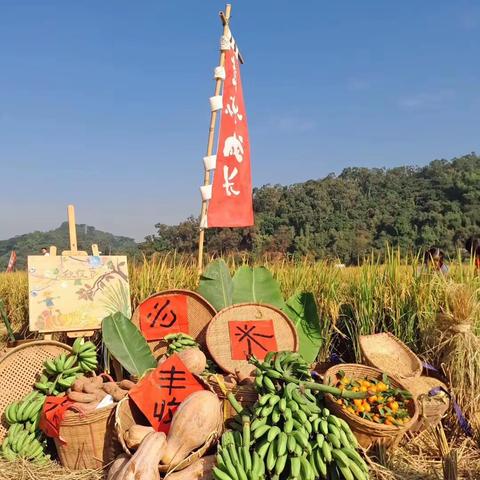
[{"left": 44, "top": 204, "right": 99, "bottom": 340}]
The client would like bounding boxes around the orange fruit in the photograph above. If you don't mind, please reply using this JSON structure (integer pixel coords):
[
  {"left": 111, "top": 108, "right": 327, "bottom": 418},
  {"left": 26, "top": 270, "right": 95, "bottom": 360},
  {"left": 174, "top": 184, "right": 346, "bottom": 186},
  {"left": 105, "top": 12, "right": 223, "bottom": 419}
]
[
  {"left": 368, "top": 395, "right": 378, "bottom": 403},
  {"left": 353, "top": 399, "right": 363, "bottom": 407}
]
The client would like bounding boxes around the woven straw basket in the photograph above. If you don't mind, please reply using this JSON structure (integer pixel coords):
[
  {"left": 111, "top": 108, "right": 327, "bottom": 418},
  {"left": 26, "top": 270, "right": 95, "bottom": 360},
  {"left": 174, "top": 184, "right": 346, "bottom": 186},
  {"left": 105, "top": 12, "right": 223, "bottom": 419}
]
[
  {"left": 206, "top": 303, "right": 299, "bottom": 377},
  {"left": 207, "top": 374, "right": 258, "bottom": 420},
  {"left": 0, "top": 340, "right": 72, "bottom": 441},
  {"left": 115, "top": 396, "right": 221, "bottom": 473},
  {"left": 359, "top": 332, "right": 422, "bottom": 379},
  {"left": 401, "top": 376, "right": 449, "bottom": 431},
  {"left": 323, "top": 364, "right": 419, "bottom": 450},
  {"left": 131, "top": 290, "right": 216, "bottom": 358},
  {"left": 54, "top": 403, "right": 120, "bottom": 470}
]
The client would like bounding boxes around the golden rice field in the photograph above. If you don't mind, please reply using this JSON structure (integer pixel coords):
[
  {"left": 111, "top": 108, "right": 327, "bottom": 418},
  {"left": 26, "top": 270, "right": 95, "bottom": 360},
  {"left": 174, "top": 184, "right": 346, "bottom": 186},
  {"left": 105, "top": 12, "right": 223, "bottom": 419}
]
[{"left": 1, "top": 251, "right": 479, "bottom": 364}]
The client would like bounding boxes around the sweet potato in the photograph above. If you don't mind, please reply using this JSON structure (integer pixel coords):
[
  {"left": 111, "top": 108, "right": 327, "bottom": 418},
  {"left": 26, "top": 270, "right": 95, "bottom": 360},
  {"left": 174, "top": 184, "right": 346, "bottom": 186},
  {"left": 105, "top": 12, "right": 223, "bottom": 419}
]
[
  {"left": 124, "top": 425, "right": 155, "bottom": 450},
  {"left": 164, "top": 455, "right": 215, "bottom": 480},
  {"left": 119, "top": 379, "right": 136, "bottom": 390},
  {"left": 72, "top": 376, "right": 87, "bottom": 392},
  {"left": 67, "top": 391, "right": 97, "bottom": 403},
  {"left": 107, "top": 454, "right": 130, "bottom": 480},
  {"left": 112, "top": 388, "right": 128, "bottom": 402}
]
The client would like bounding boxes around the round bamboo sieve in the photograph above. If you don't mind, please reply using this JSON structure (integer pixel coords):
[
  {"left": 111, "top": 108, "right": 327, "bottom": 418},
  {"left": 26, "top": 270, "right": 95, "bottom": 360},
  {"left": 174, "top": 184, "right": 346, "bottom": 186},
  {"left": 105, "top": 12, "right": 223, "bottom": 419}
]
[
  {"left": 206, "top": 303, "right": 299, "bottom": 377},
  {"left": 131, "top": 290, "right": 216, "bottom": 358},
  {"left": 0, "top": 340, "right": 72, "bottom": 441}
]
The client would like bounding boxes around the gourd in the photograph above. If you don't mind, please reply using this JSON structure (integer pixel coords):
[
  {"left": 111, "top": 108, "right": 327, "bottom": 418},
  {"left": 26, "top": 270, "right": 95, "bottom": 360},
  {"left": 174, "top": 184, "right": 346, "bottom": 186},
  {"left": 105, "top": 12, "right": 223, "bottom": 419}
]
[
  {"left": 124, "top": 424, "right": 155, "bottom": 450},
  {"left": 115, "top": 432, "right": 167, "bottom": 480},
  {"left": 164, "top": 455, "right": 216, "bottom": 480},
  {"left": 161, "top": 391, "right": 222, "bottom": 466},
  {"left": 176, "top": 348, "right": 207, "bottom": 375},
  {"left": 107, "top": 454, "right": 130, "bottom": 480}
]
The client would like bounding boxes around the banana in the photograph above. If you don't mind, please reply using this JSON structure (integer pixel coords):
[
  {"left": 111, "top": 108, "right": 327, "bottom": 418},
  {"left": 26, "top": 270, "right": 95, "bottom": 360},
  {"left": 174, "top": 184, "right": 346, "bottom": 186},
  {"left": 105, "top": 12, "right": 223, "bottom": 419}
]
[
  {"left": 262, "top": 376, "right": 276, "bottom": 393},
  {"left": 320, "top": 419, "right": 329, "bottom": 436},
  {"left": 338, "top": 463, "right": 355, "bottom": 480},
  {"left": 220, "top": 447, "right": 239, "bottom": 480},
  {"left": 322, "top": 440, "right": 332, "bottom": 463},
  {"left": 287, "top": 433, "right": 297, "bottom": 453},
  {"left": 213, "top": 466, "right": 233, "bottom": 480},
  {"left": 267, "top": 426, "right": 281, "bottom": 443},
  {"left": 328, "top": 433, "right": 341, "bottom": 449},
  {"left": 274, "top": 453, "right": 288, "bottom": 476},
  {"left": 254, "top": 438, "right": 270, "bottom": 459},
  {"left": 277, "top": 431, "right": 287, "bottom": 456},
  {"left": 290, "top": 456, "right": 301, "bottom": 478},
  {"left": 266, "top": 438, "right": 277, "bottom": 471},
  {"left": 300, "top": 454, "right": 314, "bottom": 480},
  {"left": 44, "top": 359, "right": 57, "bottom": 375},
  {"left": 315, "top": 448, "right": 328, "bottom": 478},
  {"left": 252, "top": 425, "right": 270, "bottom": 440}
]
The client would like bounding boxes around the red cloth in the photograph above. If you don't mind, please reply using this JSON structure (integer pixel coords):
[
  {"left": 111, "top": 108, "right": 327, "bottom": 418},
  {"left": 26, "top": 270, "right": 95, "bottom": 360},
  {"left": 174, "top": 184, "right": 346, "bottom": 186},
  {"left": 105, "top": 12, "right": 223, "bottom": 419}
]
[{"left": 39, "top": 396, "right": 78, "bottom": 443}]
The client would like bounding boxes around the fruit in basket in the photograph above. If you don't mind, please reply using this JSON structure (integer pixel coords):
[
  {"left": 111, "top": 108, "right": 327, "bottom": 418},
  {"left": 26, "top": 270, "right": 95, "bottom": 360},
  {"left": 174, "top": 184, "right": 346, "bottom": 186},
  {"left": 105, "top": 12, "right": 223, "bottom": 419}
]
[
  {"left": 4, "top": 391, "right": 46, "bottom": 432},
  {"left": 72, "top": 338, "right": 99, "bottom": 373},
  {"left": 115, "top": 432, "right": 167, "bottom": 480},
  {"left": 124, "top": 424, "right": 155, "bottom": 450},
  {"left": 161, "top": 390, "right": 222, "bottom": 466},
  {"left": 164, "top": 333, "right": 199, "bottom": 355},
  {"left": 1, "top": 423, "right": 49, "bottom": 462},
  {"left": 332, "top": 371, "right": 413, "bottom": 426},
  {"left": 175, "top": 348, "right": 207, "bottom": 375}
]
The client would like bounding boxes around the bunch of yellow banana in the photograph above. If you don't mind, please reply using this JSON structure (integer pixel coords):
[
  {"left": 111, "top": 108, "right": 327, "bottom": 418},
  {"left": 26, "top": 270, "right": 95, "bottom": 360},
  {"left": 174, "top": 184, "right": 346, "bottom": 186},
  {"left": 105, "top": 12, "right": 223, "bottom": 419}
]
[
  {"left": 4, "top": 391, "right": 46, "bottom": 433},
  {"left": 1, "top": 423, "right": 49, "bottom": 463},
  {"left": 72, "top": 338, "right": 98, "bottom": 373}
]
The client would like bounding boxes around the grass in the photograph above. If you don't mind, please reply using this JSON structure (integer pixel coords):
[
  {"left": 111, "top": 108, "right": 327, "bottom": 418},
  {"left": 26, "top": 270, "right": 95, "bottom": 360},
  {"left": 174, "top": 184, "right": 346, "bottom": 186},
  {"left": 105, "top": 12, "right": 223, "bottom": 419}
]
[
  {"left": 1, "top": 250, "right": 480, "bottom": 478},
  {"left": 1, "top": 250, "right": 479, "bottom": 361}
]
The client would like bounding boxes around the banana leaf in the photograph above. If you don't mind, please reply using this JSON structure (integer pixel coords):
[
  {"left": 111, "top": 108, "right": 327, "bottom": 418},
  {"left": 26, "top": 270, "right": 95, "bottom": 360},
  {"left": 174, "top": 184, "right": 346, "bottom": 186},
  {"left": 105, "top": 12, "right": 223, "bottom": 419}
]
[
  {"left": 198, "top": 259, "right": 233, "bottom": 311},
  {"left": 283, "top": 292, "right": 323, "bottom": 363},
  {"left": 232, "top": 266, "right": 285, "bottom": 309},
  {"left": 102, "top": 312, "right": 156, "bottom": 377}
]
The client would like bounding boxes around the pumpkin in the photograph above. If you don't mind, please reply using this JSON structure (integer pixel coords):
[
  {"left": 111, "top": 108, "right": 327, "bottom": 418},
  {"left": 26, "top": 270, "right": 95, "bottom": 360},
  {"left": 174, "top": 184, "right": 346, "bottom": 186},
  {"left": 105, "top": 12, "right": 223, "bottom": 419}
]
[
  {"left": 116, "top": 432, "right": 167, "bottom": 480},
  {"left": 164, "top": 455, "right": 216, "bottom": 480},
  {"left": 175, "top": 348, "right": 207, "bottom": 375},
  {"left": 124, "top": 424, "right": 155, "bottom": 450},
  {"left": 161, "top": 391, "right": 222, "bottom": 466}
]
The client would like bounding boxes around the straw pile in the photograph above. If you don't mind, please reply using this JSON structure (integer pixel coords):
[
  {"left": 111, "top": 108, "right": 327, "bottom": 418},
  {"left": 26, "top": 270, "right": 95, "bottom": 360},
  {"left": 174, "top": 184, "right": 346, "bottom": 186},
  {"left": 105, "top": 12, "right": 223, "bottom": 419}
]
[{"left": 432, "top": 283, "right": 480, "bottom": 437}]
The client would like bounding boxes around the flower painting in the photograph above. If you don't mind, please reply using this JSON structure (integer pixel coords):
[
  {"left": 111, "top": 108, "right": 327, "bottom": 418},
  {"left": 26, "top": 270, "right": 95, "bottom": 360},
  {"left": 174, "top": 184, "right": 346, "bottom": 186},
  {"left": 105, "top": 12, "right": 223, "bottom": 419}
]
[{"left": 28, "top": 255, "right": 131, "bottom": 332}]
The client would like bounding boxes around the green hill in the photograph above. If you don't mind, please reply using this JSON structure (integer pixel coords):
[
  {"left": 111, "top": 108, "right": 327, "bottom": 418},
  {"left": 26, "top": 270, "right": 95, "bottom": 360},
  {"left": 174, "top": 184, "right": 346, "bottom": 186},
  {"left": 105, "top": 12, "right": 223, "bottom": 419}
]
[
  {"left": 144, "top": 153, "right": 480, "bottom": 263},
  {"left": 0, "top": 223, "right": 138, "bottom": 269}
]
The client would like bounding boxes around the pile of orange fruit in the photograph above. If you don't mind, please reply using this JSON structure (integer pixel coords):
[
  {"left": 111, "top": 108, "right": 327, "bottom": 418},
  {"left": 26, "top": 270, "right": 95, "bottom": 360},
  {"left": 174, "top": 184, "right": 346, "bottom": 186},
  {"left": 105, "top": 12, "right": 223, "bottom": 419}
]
[{"left": 334, "top": 371, "right": 413, "bottom": 426}]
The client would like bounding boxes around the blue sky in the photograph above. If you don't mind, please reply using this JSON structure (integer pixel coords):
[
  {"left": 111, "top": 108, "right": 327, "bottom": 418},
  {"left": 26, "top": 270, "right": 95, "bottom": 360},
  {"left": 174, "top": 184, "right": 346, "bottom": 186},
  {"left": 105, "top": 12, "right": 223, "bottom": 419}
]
[{"left": 0, "top": 1, "right": 479, "bottom": 241}]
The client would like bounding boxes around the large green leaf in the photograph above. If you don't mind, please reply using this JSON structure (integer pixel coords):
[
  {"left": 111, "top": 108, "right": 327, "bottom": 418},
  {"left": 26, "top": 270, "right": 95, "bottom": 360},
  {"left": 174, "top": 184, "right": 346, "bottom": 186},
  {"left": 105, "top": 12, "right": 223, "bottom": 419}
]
[
  {"left": 283, "top": 292, "right": 323, "bottom": 363},
  {"left": 198, "top": 259, "right": 233, "bottom": 311},
  {"left": 102, "top": 312, "right": 156, "bottom": 377},
  {"left": 232, "top": 266, "right": 285, "bottom": 309}
]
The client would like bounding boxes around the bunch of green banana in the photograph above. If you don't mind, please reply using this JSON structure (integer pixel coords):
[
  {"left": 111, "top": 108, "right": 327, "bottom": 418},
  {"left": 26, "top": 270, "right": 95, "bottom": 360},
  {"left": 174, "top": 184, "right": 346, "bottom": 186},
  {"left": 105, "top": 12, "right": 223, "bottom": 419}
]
[
  {"left": 214, "top": 418, "right": 266, "bottom": 480},
  {"left": 72, "top": 338, "right": 98, "bottom": 373},
  {"left": 164, "top": 333, "right": 199, "bottom": 355},
  {"left": 1, "top": 423, "right": 49, "bottom": 463},
  {"left": 250, "top": 351, "right": 368, "bottom": 401},
  {"left": 4, "top": 391, "right": 46, "bottom": 433},
  {"left": 35, "top": 351, "right": 82, "bottom": 395},
  {"left": 222, "top": 349, "right": 370, "bottom": 480}
]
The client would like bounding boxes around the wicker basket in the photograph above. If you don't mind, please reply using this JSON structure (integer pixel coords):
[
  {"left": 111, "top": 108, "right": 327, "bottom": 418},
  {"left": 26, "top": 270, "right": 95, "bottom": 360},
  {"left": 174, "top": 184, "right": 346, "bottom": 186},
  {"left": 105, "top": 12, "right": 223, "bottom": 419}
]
[
  {"left": 54, "top": 403, "right": 121, "bottom": 470},
  {"left": 323, "top": 364, "right": 419, "bottom": 450},
  {"left": 401, "top": 376, "right": 449, "bottom": 431},
  {"left": 359, "top": 333, "right": 422, "bottom": 378},
  {"left": 207, "top": 374, "right": 258, "bottom": 420},
  {"left": 114, "top": 397, "right": 221, "bottom": 473},
  {"left": 0, "top": 340, "right": 72, "bottom": 441}
]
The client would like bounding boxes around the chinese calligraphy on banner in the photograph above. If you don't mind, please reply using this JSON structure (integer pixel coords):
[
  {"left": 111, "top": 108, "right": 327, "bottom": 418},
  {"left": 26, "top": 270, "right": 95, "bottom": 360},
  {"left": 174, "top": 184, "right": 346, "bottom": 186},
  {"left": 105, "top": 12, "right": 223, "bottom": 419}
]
[
  {"left": 129, "top": 355, "right": 205, "bottom": 433},
  {"left": 207, "top": 46, "right": 254, "bottom": 227},
  {"left": 228, "top": 320, "right": 278, "bottom": 360},
  {"left": 139, "top": 294, "right": 189, "bottom": 341}
]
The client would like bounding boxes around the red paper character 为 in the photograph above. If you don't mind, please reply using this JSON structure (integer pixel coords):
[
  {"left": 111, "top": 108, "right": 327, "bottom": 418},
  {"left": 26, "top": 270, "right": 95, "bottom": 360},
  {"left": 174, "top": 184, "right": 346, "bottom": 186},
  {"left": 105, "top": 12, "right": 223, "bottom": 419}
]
[{"left": 139, "top": 294, "right": 189, "bottom": 341}]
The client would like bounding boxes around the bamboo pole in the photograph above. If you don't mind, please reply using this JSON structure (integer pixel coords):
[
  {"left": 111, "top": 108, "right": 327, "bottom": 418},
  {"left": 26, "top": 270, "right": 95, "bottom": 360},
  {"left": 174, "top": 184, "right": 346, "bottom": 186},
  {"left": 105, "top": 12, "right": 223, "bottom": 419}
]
[
  {"left": 197, "top": 4, "right": 232, "bottom": 274},
  {"left": 67, "top": 204, "right": 78, "bottom": 252}
]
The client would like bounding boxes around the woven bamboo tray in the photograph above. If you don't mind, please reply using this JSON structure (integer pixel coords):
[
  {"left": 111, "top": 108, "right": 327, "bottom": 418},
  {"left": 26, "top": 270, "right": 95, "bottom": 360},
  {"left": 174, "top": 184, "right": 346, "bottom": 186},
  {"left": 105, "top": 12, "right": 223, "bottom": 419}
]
[
  {"left": 323, "top": 363, "right": 419, "bottom": 450},
  {"left": 359, "top": 332, "right": 422, "bottom": 378},
  {"left": 132, "top": 290, "right": 216, "bottom": 358},
  {"left": 55, "top": 403, "right": 121, "bottom": 470},
  {"left": 401, "top": 376, "right": 449, "bottom": 431},
  {"left": 0, "top": 340, "right": 72, "bottom": 441},
  {"left": 206, "top": 303, "right": 299, "bottom": 377}
]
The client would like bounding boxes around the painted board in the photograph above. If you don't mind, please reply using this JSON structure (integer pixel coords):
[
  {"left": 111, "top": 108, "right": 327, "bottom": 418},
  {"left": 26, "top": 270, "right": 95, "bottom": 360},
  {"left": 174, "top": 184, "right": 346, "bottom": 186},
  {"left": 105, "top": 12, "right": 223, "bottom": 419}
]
[{"left": 28, "top": 255, "right": 131, "bottom": 332}]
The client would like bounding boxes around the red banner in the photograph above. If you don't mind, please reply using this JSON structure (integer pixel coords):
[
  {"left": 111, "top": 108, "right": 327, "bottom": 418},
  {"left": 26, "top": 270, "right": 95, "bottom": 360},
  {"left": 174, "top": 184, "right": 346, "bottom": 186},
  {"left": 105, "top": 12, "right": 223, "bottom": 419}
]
[
  {"left": 207, "top": 47, "right": 254, "bottom": 227},
  {"left": 6, "top": 251, "right": 16, "bottom": 273}
]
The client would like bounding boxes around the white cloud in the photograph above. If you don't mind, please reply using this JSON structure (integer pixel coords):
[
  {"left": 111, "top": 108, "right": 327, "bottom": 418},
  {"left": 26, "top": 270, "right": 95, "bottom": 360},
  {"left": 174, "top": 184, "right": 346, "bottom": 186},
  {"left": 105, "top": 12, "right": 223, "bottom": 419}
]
[{"left": 397, "top": 89, "right": 455, "bottom": 111}]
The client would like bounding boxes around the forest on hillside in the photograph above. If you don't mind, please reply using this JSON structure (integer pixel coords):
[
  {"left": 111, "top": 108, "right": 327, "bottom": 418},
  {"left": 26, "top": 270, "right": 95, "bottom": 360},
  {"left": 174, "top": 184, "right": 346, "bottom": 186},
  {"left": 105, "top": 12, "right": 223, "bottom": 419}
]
[
  {"left": 143, "top": 153, "right": 480, "bottom": 264},
  {"left": 0, "top": 223, "right": 138, "bottom": 269},
  {"left": 2, "top": 154, "right": 478, "bottom": 268}
]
